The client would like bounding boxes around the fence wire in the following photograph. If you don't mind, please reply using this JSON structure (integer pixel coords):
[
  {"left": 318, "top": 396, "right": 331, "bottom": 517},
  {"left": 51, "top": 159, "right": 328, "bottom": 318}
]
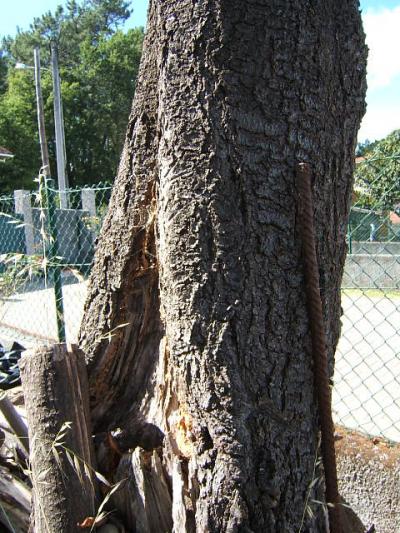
[
  {"left": 0, "top": 177, "right": 111, "bottom": 349},
  {"left": 0, "top": 156, "right": 399, "bottom": 442},
  {"left": 332, "top": 154, "right": 400, "bottom": 442}
]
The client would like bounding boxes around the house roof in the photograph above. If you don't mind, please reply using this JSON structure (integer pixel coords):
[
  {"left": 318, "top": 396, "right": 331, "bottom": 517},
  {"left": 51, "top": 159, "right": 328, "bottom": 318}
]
[{"left": 0, "top": 146, "right": 14, "bottom": 160}]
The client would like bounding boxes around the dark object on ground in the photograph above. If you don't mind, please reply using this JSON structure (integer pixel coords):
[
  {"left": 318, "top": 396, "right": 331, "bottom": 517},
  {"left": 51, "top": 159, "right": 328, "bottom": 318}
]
[{"left": 0, "top": 341, "right": 25, "bottom": 390}]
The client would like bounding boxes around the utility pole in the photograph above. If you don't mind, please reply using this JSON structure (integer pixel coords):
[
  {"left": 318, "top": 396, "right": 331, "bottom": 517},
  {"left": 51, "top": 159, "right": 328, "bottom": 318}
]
[
  {"left": 33, "top": 48, "right": 50, "bottom": 177},
  {"left": 51, "top": 43, "right": 69, "bottom": 209}
]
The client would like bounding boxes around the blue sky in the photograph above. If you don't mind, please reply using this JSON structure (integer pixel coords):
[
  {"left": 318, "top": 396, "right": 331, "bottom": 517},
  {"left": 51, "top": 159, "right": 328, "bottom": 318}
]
[
  {"left": 0, "top": 0, "right": 149, "bottom": 34},
  {"left": 1, "top": 0, "right": 399, "bottom": 142}
]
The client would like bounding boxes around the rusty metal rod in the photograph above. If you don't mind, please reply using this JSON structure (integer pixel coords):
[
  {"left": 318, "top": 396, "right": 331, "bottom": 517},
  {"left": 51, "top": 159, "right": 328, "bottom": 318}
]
[{"left": 296, "top": 162, "right": 342, "bottom": 533}]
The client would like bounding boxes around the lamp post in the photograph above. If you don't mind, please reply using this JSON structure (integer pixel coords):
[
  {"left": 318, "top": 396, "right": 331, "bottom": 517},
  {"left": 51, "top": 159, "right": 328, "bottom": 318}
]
[
  {"left": 16, "top": 49, "right": 51, "bottom": 177},
  {"left": 51, "top": 43, "right": 69, "bottom": 208},
  {"left": 33, "top": 48, "right": 51, "bottom": 178}
]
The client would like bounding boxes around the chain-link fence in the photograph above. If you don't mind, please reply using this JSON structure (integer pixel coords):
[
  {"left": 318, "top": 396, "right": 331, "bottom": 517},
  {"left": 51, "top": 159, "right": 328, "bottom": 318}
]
[
  {"left": 0, "top": 177, "right": 111, "bottom": 348},
  {"left": 333, "top": 154, "right": 400, "bottom": 442},
  {"left": 0, "top": 157, "right": 399, "bottom": 442}
]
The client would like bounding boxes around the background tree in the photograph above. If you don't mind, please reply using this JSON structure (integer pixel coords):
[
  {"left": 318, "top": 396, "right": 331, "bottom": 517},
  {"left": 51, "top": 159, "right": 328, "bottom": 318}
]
[
  {"left": 79, "top": 0, "right": 367, "bottom": 531},
  {"left": 0, "top": 52, "right": 7, "bottom": 95},
  {"left": 354, "top": 129, "right": 400, "bottom": 210},
  {"left": 0, "top": 65, "right": 39, "bottom": 192},
  {"left": 0, "top": 0, "right": 143, "bottom": 193}
]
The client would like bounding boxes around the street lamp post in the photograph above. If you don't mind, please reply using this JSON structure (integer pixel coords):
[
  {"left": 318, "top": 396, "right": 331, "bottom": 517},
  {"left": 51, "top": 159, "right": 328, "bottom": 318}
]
[
  {"left": 51, "top": 43, "right": 69, "bottom": 209},
  {"left": 33, "top": 47, "right": 50, "bottom": 177}
]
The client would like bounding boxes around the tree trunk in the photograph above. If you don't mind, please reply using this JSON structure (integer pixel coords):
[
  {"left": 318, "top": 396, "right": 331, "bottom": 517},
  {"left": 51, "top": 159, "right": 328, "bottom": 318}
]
[
  {"left": 19, "top": 344, "right": 98, "bottom": 532},
  {"left": 79, "top": 1, "right": 367, "bottom": 531}
]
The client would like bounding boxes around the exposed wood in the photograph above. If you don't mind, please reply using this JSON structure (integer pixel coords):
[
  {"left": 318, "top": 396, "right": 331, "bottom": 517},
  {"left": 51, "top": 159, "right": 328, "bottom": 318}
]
[
  {"left": 80, "top": 0, "right": 163, "bottom": 431},
  {"left": 110, "top": 450, "right": 173, "bottom": 533},
  {"left": 19, "top": 344, "right": 98, "bottom": 532}
]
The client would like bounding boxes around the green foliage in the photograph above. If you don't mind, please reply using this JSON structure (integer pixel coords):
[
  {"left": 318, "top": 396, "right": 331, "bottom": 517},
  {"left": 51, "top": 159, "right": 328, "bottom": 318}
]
[
  {"left": 0, "top": 253, "right": 45, "bottom": 298},
  {"left": 0, "top": 0, "right": 143, "bottom": 193},
  {"left": 0, "top": 68, "right": 42, "bottom": 191},
  {"left": 354, "top": 129, "right": 400, "bottom": 210},
  {"left": 62, "top": 27, "right": 143, "bottom": 186}
]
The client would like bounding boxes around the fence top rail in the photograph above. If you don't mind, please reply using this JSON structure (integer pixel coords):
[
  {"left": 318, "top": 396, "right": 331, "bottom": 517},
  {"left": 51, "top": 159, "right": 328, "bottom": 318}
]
[
  {"left": 1, "top": 182, "right": 113, "bottom": 201},
  {"left": 47, "top": 183, "right": 113, "bottom": 194}
]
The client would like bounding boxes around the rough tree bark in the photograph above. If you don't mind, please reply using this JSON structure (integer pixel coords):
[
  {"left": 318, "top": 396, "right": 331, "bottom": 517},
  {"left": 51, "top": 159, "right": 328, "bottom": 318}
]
[{"left": 79, "top": 1, "right": 367, "bottom": 531}]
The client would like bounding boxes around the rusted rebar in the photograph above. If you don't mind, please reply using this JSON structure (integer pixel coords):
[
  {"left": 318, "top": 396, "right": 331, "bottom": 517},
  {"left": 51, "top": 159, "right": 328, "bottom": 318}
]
[{"left": 296, "top": 162, "right": 342, "bottom": 533}]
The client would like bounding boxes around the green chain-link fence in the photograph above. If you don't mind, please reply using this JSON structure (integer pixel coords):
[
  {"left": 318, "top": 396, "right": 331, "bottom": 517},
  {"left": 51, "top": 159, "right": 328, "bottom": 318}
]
[
  {"left": 0, "top": 176, "right": 111, "bottom": 347},
  {"left": 0, "top": 156, "right": 399, "bottom": 442}
]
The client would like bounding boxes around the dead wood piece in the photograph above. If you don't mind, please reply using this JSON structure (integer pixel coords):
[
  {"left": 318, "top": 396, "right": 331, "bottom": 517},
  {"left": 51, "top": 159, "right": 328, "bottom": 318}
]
[
  {"left": 0, "top": 390, "right": 29, "bottom": 455},
  {"left": 19, "top": 343, "right": 99, "bottom": 532},
  {"left": 0, "top": 465, "right": 31, "bottom": 532},
  {"left": 111, "top": 449, "right": 173, "bottom": 533}
]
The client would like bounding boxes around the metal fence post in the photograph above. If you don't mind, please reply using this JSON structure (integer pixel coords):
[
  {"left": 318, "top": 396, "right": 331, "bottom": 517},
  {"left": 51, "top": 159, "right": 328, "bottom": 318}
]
[
  {"left": 43, "top": 177, "right": 66, "bottom": 342},
  {"left": 81, "top": 188, "right": 97, "bottom": 265},
  {"left": 347, "top": 222, "right": 352, "bottom": 255},
  {"left": 81, "top": 188, "right": 96, "bottom": 217},
  {"left": 14, "top": 190, "right": 35, "bottom": 255}
]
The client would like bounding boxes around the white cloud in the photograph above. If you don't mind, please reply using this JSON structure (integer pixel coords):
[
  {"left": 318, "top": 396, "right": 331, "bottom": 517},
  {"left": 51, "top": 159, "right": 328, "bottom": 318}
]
[
  {"left": 363, "top": 5, "right": 400, "bottom": 90},
  {"left": 357, "top": 5, "right": 400, "bottom": 141},
  {"left": 358, "top": 102, "right": 400, "bottom": 141}
]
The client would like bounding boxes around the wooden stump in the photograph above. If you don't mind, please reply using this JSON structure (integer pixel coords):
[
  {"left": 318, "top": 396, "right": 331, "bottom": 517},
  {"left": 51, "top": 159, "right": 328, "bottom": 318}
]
[{"left": 20, "top": 344, "right": 98, "bottom": 532}]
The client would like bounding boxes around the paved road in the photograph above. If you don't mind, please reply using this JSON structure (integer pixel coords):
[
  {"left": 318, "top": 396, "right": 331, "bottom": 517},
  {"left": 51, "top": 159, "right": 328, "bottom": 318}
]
[
  {"left": 1, "top": 283, "right": 399, "bottom": 441},
  {"left": 0, "top": 281, "right": 87, "bottom": 347}
]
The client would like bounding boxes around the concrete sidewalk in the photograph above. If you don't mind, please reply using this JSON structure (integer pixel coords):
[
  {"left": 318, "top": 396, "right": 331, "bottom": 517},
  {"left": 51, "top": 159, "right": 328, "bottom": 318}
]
[{"left": 0, "top": 281, "right": 87, "bottom": 347}]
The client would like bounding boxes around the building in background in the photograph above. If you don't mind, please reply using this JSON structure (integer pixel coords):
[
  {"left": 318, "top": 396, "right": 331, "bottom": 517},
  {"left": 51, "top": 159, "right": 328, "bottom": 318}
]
[{"left": 0, "top": 147, "right": 14, "bottom": 162}]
